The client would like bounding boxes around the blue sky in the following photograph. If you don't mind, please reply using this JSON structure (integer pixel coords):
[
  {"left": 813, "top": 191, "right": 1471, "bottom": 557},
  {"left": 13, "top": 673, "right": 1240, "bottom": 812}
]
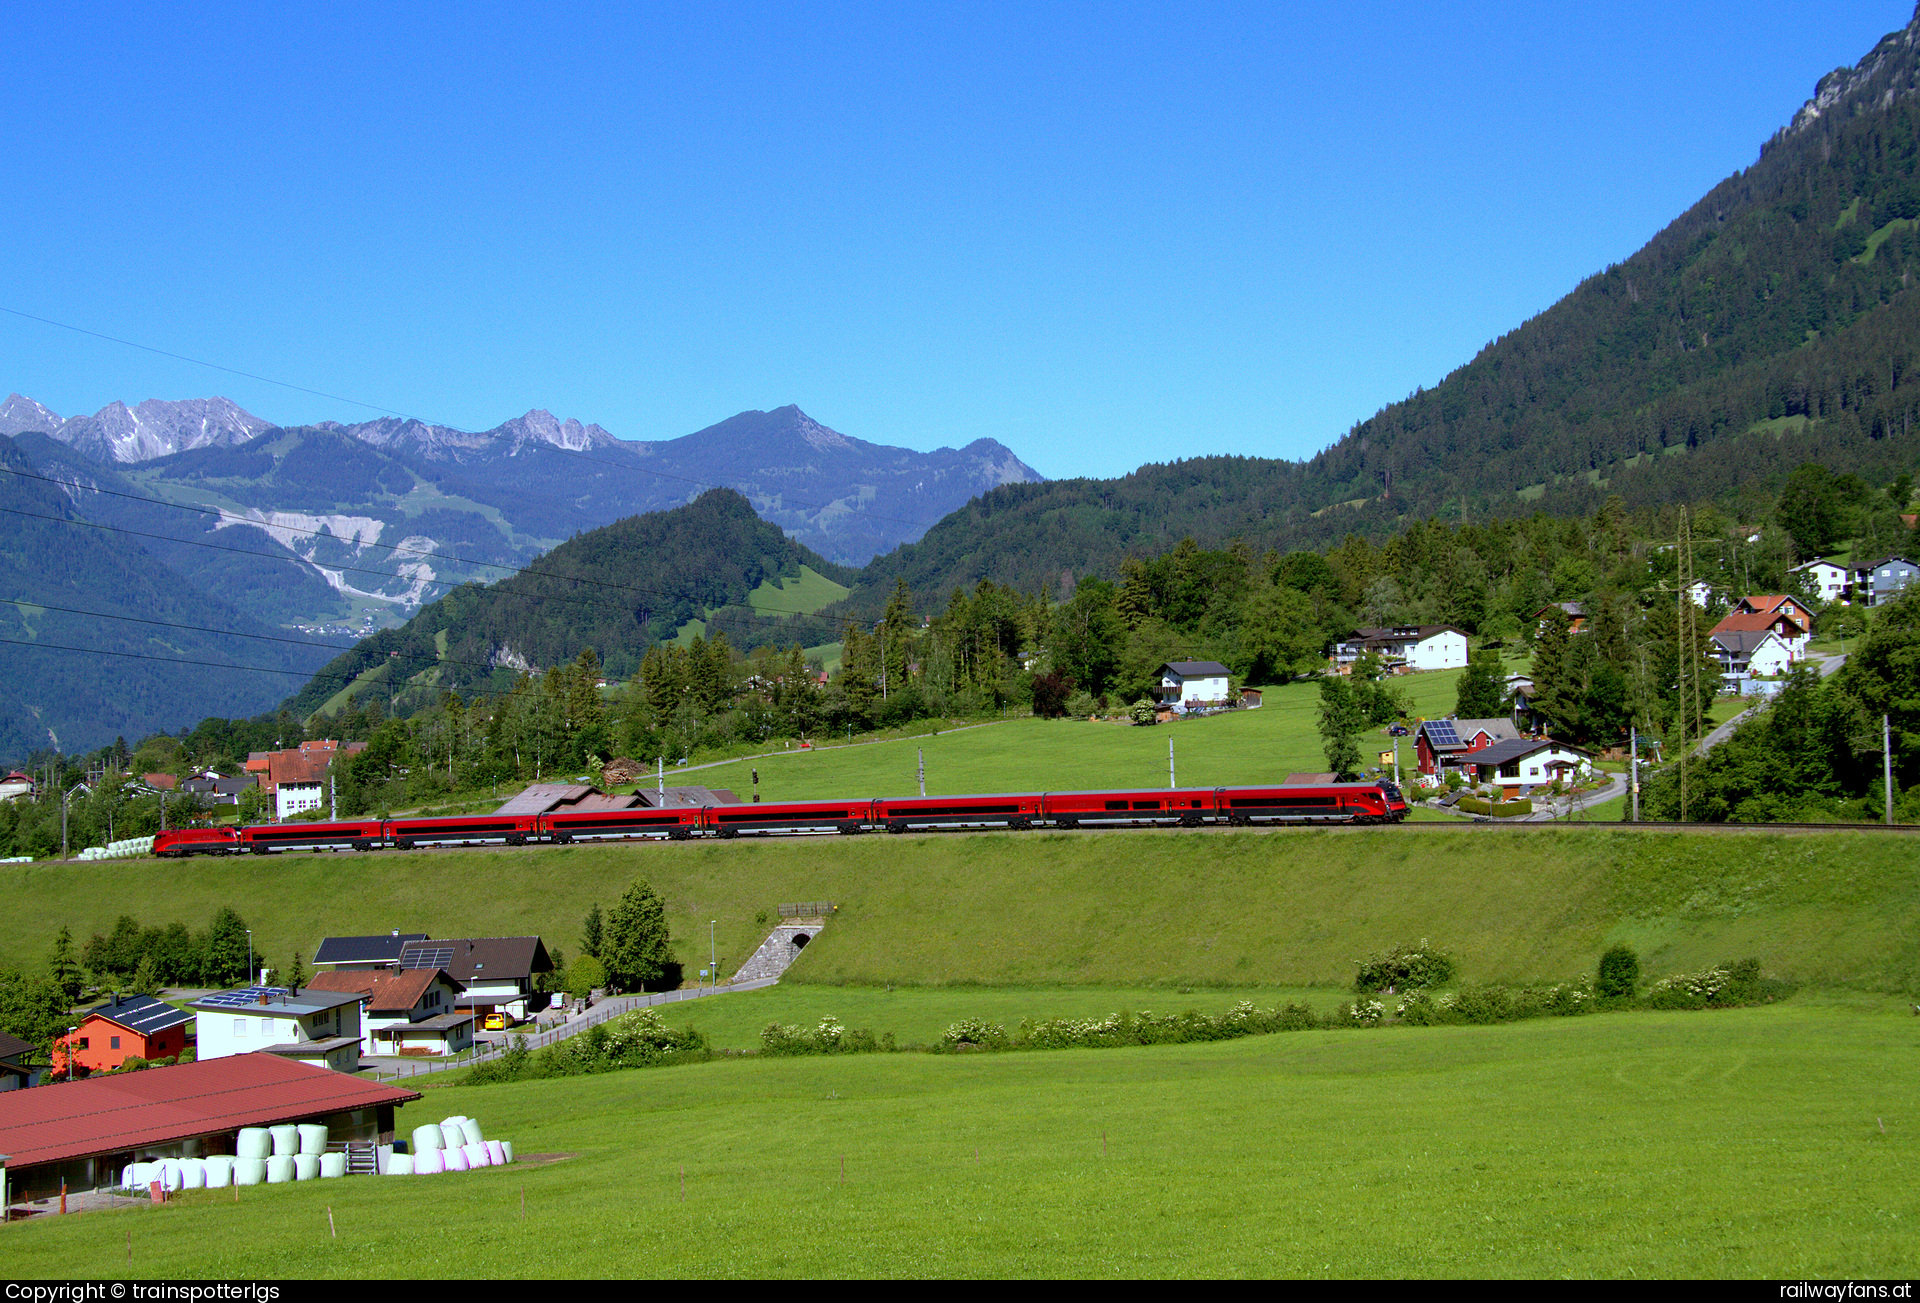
[{"left": 2, "top": 2, "right": 1911, "bottom": 480}]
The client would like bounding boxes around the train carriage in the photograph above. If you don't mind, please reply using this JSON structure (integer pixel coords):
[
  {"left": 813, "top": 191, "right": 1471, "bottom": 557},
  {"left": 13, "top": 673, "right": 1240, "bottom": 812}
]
[
  {"left": 543, "top": 806, "right": 705, "bottom": 843},
  {"left": 153, "top": 827, "right": 239, "bottom": 857},
  {"left": 385, "top": 814, "right": 542, "bottom": 849},
  {"left": 705, "top": 800, "right": 875, "bottom": 838},
  {"left": 1217, "top": 782, "right": 1400, "bottom": 825},
  {"left": 871, "top": 792, "right": 1044, "bottom": 833},
  {"left": 236, "top": 818, "right": 387, "bottom": 854},
  {"left": 1041, "top": 788, "right": 1217, "bottom": 829}
]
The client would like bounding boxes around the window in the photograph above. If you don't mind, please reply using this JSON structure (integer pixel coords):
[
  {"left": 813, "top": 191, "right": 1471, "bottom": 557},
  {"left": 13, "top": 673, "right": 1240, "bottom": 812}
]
[
  {"left": 77, "top": 1037, "right": 89, "bottom": 1050},
  {"left": 234, "top": 1019, "right": 247, "bottom": 1036},
  {"left": 110, "top": 1036, "right": 120, "bottom": 1049},
  {"left": 261, "top": 1018, "right": 274, "bottom": 1036}
]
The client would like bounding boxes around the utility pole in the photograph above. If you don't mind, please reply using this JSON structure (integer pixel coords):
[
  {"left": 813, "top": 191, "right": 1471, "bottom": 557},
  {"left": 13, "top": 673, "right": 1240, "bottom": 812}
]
[
  {"left": 60, "top": 787, "right": 69, "bottom": 859},
  {"left": 1629, "top": 724, "right": 1640, "bottom": 823},
  {"left": 1392, "top": 735, "right": 1401, "bottom": 789},
  {"left": 917, "top": 748, "right": 925, "bottom": 797},
  {"left": 878, "top": 621, "right": 887, "bottom": 701},
  {"left": 1886, "top": 714, "right": 1896, "bottom": 825},
  {"left": 1168, "top": 737, "right": 1176, "bottom": 790}
]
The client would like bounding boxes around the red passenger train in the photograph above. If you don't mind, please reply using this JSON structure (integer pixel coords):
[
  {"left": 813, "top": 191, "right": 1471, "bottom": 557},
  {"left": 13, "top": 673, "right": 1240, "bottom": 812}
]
[{"left": 152, "top": 779, "right": 1406, "bottom": 856}]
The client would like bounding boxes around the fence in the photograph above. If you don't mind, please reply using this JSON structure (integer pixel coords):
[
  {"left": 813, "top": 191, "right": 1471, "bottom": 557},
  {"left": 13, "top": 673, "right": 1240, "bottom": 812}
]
[
  {"left": 778, "top": 902, "right": 835, "bottom": 919},
  {"left": 366, "top": 978, "right": 778, "bottom": 1081}
]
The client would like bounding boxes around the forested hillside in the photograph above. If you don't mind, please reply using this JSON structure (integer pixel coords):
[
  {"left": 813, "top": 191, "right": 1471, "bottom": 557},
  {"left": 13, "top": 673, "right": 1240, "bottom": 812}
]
[
  {"left": 280, "top": 489, "right": 856, "bottom": 719},
  {"left": 830, "top": 10, "right": 1920, "bottom": 615},
  {"left": 0, "top": 437, "right": 332, "bottom": 756}
]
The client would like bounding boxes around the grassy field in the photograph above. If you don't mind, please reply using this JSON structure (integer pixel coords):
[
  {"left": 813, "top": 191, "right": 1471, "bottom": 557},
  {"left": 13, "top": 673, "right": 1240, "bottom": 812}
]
[
  {"left": 8, "top": 994, "right": 1916, "bottom": 1278},
  {"left": 747, "top": 565, "right": 850, "bottom": 616},
  {"left": 8, "top": 826, "right": 1918, "bottom": 994},
  {"left": 692, "top": 668, "right": 1464, "bottom": 802}
]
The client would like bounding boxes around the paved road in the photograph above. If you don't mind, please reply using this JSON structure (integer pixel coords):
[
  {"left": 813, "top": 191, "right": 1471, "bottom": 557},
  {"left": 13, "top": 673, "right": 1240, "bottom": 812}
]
[{"left": 1697, "top": 651, "right": 1847, "bottom": 757}]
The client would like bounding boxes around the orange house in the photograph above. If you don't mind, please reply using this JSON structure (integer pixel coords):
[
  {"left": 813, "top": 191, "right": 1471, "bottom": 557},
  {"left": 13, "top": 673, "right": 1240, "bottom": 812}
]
[{"left": 53, "top": 994, "right": 192, "bottom": 1074}]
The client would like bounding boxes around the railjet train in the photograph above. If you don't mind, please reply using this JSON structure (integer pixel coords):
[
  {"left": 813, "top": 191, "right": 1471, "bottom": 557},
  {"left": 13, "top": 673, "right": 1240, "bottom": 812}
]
[{"left": 152, "top": 780, "right": 1408, "bottom": 856}]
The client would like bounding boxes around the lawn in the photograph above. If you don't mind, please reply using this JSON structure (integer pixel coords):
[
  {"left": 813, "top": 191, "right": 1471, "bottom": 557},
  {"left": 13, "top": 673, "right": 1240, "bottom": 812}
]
[
  {"left": 8, "top": 827, "right": 1919, "bottom": 995},
  {"left": 9, "top": 995, "right": 1916, "bottom": 1278}
]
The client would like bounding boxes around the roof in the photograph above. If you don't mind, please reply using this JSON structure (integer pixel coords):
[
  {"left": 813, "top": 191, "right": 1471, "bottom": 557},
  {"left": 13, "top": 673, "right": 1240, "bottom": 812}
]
[
  {"left": 1534, "top": 602, "right": 1586, "bottom": 618},
  {"left": 1419, "top": 718, "right": 1519, "bottom": 751},
  {"left": 1160, "top": 660, "right": 1232, "bottom": 678},
  {"left": 0, "top": 1052, "right": 419, "bottom": 1170},
  {"left": 1712, "top": 611, "right": 1806, "bottom": 637},
  {"left": 1465, "top": 737, "right": 1592, "bottom": 766},
  {"left": 395, "top": 1013, "right": 474, "bottom": 1032},
  {"left": 1739, "top": 595, "right": 1804, "bottom": 610},
  {"left": 494, "top": 783, "right": 648, "bottom": 815},
  {"left": 399, "top": 936, "right": 552, "bottom": 983},
  {"left": 303, "top": 970, "right": 380, "bottom": 997},
  {"left": 188, "top": 986, "right": 363, "bottom": 1017},
  {"left": 141, "top": 773, "right": 179, "bottom": 791},
  {"left": 80, "top": 994, "right": 192, "bottom": 1038},
  {"left": 633, "top": 786, "right": 742, "bottom": 807},
  {"left": 0, "top": 1030, "right": 34, "bottom": 1059},
  {"left": 1863, "top": 554, "right": 1919, "bottom": 570},
  {"left": 312, "top": 933, "right": 429, "bottom": 966},
  {"left": 1711, "top": 629, "right": 1784, "bottom": 656},
  {"left": 259, "top": 1037, "right": 361, "bottom": 1057}
]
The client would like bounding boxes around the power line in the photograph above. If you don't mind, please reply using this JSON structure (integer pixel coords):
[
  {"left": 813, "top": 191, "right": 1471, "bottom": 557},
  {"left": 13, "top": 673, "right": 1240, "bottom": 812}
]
[
  {"left": 0, "top": 465, "right": 848, "bottom": 621},
  {"left": 0, "top": 303, "right": 942, "bottom": 529},
  {"left": 0, "top": 503, "right": 854, "bottom": 643}
]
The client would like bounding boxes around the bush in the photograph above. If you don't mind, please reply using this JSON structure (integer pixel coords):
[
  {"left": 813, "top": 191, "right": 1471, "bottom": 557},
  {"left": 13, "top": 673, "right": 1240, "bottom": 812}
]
[
  {"left": 1597, "top": 944, "right": 1640, "bottom": 999},
  {"left": 939, "top": 1017, "right": 1008, "bottom": 1050},
  {"left": 1354, "top": 940, "right": 1457, "bottom": 992},
  {"left": 1395, "top": 980, "right": 1594, "bottom": 1025},
  {"left": 466, "top": 1010, "right": 705, "bottom": 1085},
  {"left": 1065, "top": 691, "right": 1097, "bottom": 719},
  {"left": 1455, "top": 795, "right": 1533, "bottom": 817},
  {"left": 759, "top": 1016, "right": 894, "bottom": 1056}
]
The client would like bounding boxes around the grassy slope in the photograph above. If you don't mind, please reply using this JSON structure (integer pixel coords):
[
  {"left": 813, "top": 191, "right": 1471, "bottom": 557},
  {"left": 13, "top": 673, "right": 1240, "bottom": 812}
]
[
  {"left": 699, "top": 668, "right": 1464, "bottom": 802},
  {"left": 7, "top": 826, "right": 1917, "bottom": 994},
  {"left": 747, "top": 565, "right": 850, "bottom": 616},
  {"left": 10, "top": 996, "right": 1916, "bottom": 1278}
]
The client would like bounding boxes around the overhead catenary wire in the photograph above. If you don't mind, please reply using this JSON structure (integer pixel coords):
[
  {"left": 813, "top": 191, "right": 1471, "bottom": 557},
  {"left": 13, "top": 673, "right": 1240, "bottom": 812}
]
[
  {"left": 0, "top": 303, "right": 944, "bottom": 530},
  {"left": 0, "top": 465, "right": 851, "bottom": 622}
]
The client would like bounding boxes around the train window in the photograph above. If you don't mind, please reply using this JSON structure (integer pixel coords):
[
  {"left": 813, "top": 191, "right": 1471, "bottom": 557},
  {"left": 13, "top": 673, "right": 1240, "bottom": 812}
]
[
  {"left": 1189, "top": 799, "right": 1202, "bottom": 808},
  {"left": 1104, "top": 800, "right": 1128, "bottom": 810},
  {"left": 1130, "top": 800, "right": 1159, "bottom": 810}
]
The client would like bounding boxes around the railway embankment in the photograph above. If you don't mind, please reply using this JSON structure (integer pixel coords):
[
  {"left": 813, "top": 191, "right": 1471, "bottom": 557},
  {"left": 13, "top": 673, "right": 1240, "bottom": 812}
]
[{"left": 3, "top": 826, "right": 1914, "bottom": 995}]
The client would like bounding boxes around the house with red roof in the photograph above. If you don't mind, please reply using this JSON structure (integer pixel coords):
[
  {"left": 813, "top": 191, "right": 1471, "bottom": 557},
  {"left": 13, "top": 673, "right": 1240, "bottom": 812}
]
[
  {"left": 51, "top": 994, "right": 192, "bottom": 1075},
  {"left": 1733, "top": 594, "right": 1817, "bottom": 636},
  {"left": 305, "top": 967, "right": 473, "bottom": 1057},
  {"left": 1711, "top": 608, "right": 1808, "bottom": 659}
]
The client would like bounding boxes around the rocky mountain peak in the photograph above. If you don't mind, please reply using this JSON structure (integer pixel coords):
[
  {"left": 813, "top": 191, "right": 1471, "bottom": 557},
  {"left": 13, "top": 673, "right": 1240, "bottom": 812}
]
[
  {"left": 33, "top": 395, "right": 272, "bottom": 463},
  {"left": 0, "top": 393, "right": 61, "bottom": 436},
  {"left": 1773, "top": 4, "right": 1920, "bottom": 146}
]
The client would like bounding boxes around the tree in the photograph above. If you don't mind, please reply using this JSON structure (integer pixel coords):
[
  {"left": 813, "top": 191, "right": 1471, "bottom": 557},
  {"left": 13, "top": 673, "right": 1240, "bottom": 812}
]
[
  {"left": 1240, "top": 583, "right": 1323, "bottom": 683},
  {"left": 602, "top": 878, "right": 672, "bottom": 993},
  {"left": 48, "top": 925, "right": 83, "bottom": 1003},
  {"left": 1777, "top": 462, "right": 1848, "bottom": 561},
  {"left": 1454, "top": 649, "right": 1506, "bottom": 719},
  {"left": 202, "top": 907, "right": 252, "bottom": 988},
  {"left": 1053, "top": 578, "right": 1123, "bottom": 697},
  {"left": 581, "top": 903, "right": 604, "bottom": 958},
  {"left": 1316, "top": 676, "right": 1366, "bottom": 781},
  {"left": 0, "top": 967, "right": 70, "bottom": 1058},
  {"left": 1030, "top": 670, "right": 1075, "bottom": 718},
  {"left": 287, "top": 951, "right": 307, "bottom": 990}
]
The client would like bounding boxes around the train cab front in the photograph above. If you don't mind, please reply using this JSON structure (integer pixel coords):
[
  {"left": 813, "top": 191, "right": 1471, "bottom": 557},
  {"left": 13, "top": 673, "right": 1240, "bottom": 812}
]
[{"left": 1377, "top": 780, "right": 1409, "bottom": 821}]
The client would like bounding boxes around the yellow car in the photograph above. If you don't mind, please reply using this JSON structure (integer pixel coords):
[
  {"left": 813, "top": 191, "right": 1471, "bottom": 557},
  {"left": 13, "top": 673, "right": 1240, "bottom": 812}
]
[{"left": 482, "top": 1013, "right": 509, "bottom": 1031}]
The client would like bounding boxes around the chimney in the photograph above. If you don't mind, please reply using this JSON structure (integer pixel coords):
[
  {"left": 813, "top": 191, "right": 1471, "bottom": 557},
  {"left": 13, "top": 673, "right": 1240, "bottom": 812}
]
[
  {"left": 391, "top": 929, "right": 399, "bottom": 937},
  {"left": 257, "top": 991, "right": 269, "bottom": 1006}
]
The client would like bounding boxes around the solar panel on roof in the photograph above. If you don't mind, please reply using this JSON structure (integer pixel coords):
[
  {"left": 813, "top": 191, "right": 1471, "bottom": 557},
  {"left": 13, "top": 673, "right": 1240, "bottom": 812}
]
[
  {"left": 196, "top": 986, "right": 289, "bottom": 1008},
  {"left": 1424, "top": 720, "right": 1461, "bottom": 747},
  {"left": 401, "top": 946, "right": 455, "bottom": 970}
]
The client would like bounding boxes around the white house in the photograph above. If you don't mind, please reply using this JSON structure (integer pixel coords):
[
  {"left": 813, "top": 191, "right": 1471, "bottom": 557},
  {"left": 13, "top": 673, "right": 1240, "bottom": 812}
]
[
  {"left": 1711, "top": 629, "right": 1795, "bottom": 679},
  {"left": 1463, "top": 738, "right": 1593, "bottom": 795},
  {"left": 188, "top": 986, "right": 363, "bottom": 1073},
  {"left": 1790, "top": 559, "right": 1851, "bottom": 605},
  {"left": 304, "top": 967, "right": 473, "bottom": 1057},
  {"left": 1335, "top": 625, "right": 1470, "bottom": 673},
  {"left": 1154, "top": 661, "right": 1233, "bottom": 713},
  {"left": 1685, "top": 580, "right": 1715, "bottom": 608}
]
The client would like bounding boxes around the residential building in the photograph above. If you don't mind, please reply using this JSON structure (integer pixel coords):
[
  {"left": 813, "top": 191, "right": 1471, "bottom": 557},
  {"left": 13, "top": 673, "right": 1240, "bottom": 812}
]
[
  {"left": 1734, "top": 594, "right": 1817, "bottom": 635},
  {"left": 305, "top": 967, "right": 473, "bottom": 1057},
  {"left": 0, "top": 771, "right": 33, "bottom": 803},
  {"left": 1153, "top": 661, "right": 1233, "bottom": 712},
  {"left": 1333, "top": 626, "right": 1470, "bottom": 673},
  {"left": 188, "top": 986, "right": 364, "bottom": 1073},
  {"left": 245, "top": 740, "right": 367, "bottom": 820},
  {"left": 312, "top": 931, "right": 429, "bottom": 973},
  {"left": 1710, "top": 609, "right": 1808, "bottom": 659},
  {"left": 182, "top": 774, "right": 258, "bottom": 807},
  {"left": 1859, "top": 555, "right": 1919, "bottom": 607},
  {"left": 1710, "top": 630, "right": 1795, "bottom": 679},
  {"left": 398, "top": 937, "right": 553, "bottom": 1025},
  {"left": 1533, "top": 602, "right": 1588, "bottom": 635},
  {"left": 1413, "top": 717, "right": 1523, "bottom": 779},
  {"left": 1461, "top": 738, "right": 1594, "bottom": 795},
  {"left": 0, "top": 1053, "right": 420, "bottom": 1201},
  {"left": 1790, "top": 559, "right": 1851, "bottom": 605},
  {"left": 51, "top": 995, "right": 191, "bottom": 1075},
  {"left": 0, "top": 1030, "right": 35, "bottom": 1092}
]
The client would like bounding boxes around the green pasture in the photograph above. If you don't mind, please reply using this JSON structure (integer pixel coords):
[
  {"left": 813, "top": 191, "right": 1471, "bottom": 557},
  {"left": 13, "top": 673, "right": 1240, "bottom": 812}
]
[
  {"left": 747, "top": 565, "right": 849, "bottom": 616},
  {"left": 7, "top": 827, "right": 1918, "bottom": 994},
  {"left": 693, "top": 668, "right": 1461, "bottom": 802},
  {"left": 10, "top": 996, "right": 1916, "bottom": 1278}
]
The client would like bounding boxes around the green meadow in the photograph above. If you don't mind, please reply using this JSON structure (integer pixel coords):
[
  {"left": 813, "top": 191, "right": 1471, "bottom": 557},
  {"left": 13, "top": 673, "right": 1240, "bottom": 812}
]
[{"left": 9, "top": 995, "right": 1916, "bottom": 1278}]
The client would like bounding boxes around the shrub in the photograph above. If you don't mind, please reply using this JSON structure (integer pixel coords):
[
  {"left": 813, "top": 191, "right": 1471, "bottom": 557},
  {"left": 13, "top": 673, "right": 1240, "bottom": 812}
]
[
  {"left": 467, "top": 1011, "right": 705, "bottom": 1085},
  {"left": 940, "top": 1017, "right": 1008, "bottom": 1050},
  {"left": 759, "top": 1016, "right": 893, "bottom": 1056},
  {"left": 1643, "top": 966, "right": 1732, "bottom": 1010},
  {"left": 1597, "top": 944, "right": 1640, "bottom": 999},
  {"left": 1354, "top": 940, "right": 1457, "bottom": 992}
]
